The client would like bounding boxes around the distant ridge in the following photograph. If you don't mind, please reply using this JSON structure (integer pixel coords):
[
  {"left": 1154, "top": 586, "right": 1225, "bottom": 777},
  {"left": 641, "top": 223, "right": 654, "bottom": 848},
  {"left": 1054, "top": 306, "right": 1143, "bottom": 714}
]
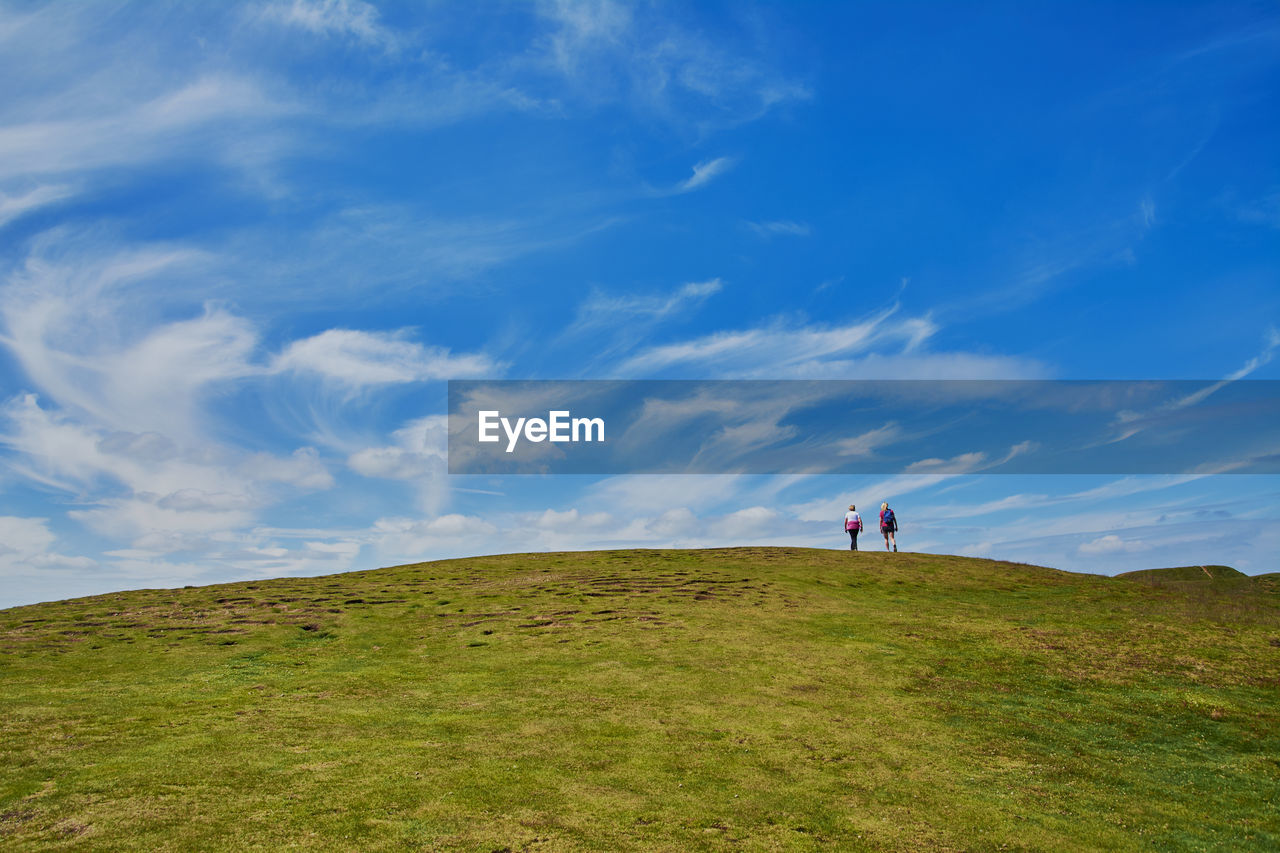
[
  {"left": 1250, "top": 572, "right": 1280, "bottom": 593},
  {"left": 1115, "top": 564, "right": 1248, "bottom": 584}
]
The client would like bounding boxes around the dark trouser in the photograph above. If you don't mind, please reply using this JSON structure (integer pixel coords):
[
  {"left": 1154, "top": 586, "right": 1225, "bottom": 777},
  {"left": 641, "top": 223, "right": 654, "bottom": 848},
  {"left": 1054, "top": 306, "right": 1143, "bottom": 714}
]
[{"left": 848, "top": 529, "right": 859, "bottom": 550}]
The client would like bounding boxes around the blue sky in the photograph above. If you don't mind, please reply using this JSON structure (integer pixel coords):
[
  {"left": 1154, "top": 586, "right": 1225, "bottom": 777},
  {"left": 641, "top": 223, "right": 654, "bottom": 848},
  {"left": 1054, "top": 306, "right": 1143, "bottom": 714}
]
[{"left": 1, "top": 0, "right": 1278, "bottom": 607}]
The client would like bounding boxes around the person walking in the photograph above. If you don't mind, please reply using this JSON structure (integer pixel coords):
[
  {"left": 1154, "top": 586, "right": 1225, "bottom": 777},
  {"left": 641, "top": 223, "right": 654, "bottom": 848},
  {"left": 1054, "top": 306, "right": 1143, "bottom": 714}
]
[
  {"left": 844, "top": 504, "right": 863, "bottom": 550},
  {"left": 879, "top": 501, "right": 898, "bottom": 552}
]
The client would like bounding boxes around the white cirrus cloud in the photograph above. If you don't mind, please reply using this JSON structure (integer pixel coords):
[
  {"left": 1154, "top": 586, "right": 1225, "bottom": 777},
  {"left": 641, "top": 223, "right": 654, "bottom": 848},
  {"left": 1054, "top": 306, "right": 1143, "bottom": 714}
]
[
  {"left": 272, "top": 329, "right": 500, "bottom": 387},
  {"left": 559, "top": 279, "right": 723, "bottom": 370},
  {"left": 1105, "top": 327, "right": 1280, "bottom": 446},
  {"left": 0, "top": 76, "right": 291, "bottom": 182},
  {"left": 787, "top": 474, "right": 957, "bottom": 522},
  {"left": 903, "top": 440, "right": 1037, "bottom": 475},
  {"left": 570, "top": 278, "right": 722, "bottom": 331},
  {"left": 0, "top": 242, "right": 247, "bottom": 440},
  {"left": 0, "top": 184, "right": 75, "bottom": 228},
  {"left": 675, "top": 157, "right": 735, "bottom": 193},
  {"left": 259, "top": 0, "right": 394, "bottom": 49},
  {"left": 609, "top": 307, "right": 1049, "bottom": 380},
  {"left": 746, "top": 220, "right": 811, "bottom": 238},
  {"left": 835, "top": 422, "right": 903, "bottom": 458},
  {"left": 534, "top": 1, "right": 809, "bottom": 127},
  {"left": 903, "top": 452, "right": 990, "bottom": 475},
  {"left": 613, "top": 309, "right": 936, "bottom": 378}
]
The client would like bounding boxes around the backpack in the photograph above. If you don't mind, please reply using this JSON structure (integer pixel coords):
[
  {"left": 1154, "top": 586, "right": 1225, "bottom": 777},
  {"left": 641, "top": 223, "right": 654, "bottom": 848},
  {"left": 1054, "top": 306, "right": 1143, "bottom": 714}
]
[{"left": 883, "top": 508, "right": 895, "bottom": 528}]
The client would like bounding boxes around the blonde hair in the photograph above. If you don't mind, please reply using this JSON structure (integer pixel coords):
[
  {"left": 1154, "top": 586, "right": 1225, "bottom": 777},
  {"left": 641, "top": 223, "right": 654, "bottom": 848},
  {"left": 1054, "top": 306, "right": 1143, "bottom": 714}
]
[
  {"left": 848, "top": 504, "right": 855, "bottom": 510},
  {"left": 881, "top": 502, "right": 888, "bottom": 511}
]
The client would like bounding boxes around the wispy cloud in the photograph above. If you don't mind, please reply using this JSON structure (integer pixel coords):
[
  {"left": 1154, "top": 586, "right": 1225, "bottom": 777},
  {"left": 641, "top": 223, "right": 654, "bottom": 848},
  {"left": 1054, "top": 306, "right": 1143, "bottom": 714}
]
[
  {"left": 903, "top": 440, "right": 1036, "bottom": 474},
  {"left": 0, "top": 386, "right": 338, "bottom": 567},
  {"left": 273, "top": 329, "right": 501, "bottom": 387},
  {"left": 533, "top": 0, "right": 810, "bottom": 129},
  {"left": 1, "top": 394, "right": 330, "bottom": 510},
  {"left": 541, "top": 0, "right": 632, "bottom": 72},
  {"left": 903, "top": 452, "right": 990, "bottom": 475},
  {"left": 1236, "top": 189, "right": 1280, "bottom": 229},
  {"left": 1166, "top": 325, "right": 1279, "bottom": 406},
  {"left": 0, "top": 232, "right": 500, "bottom": 561},
  {"left": 834, "top": 422, "right": 903, "bottom": 457},
  {"left": 241, "top": 206, "right": 623, "bottom": 299},
  {"left": 1172, "top": 21, "right": 1280, "bottom": 63},
  {"left": 0, "top": 231, "right": 508, "bottom": 440},
  {"left": 0, "top": 241, "right": 230, "bottom": 438},
  {"left": 569, "top": 278, "right": 722, "bottom": 331},
  {"left": 613, "top": 309, "right": 927, "bottom": 377},
  {"left": 1138, "top": 197, "right": 1156, "bottom": 228},
  {"left": 610, "top": 308, "right": 1043, "bottom": 380},
  {"left": 0, "top": 5, "right": 529, "bottom": 204},
  {"left": 0, "top": 76, "right": 291, "bottom": 182},
  {"left": 556, "top": 279, "right": 723, "bottom": 372},
  {"left": 259, "top": 0, "right": 396, "bottom": 50},
  {"left": 908, "top": 475, "right": 1209, "bottom": 522},
  {"left": 746, "top": 220, "right": 811, "bottom": 238},
  {"left": 1109, "top": 327, "right": 1280, "bottom": 443},
  {"left": 935, "top": 202, "right": 1161, "bottom": 323},
  {"left": 0, "top": 184, "right": 75, "bottom": 228},
  {"left": 675, "top": 157, "right": 735, "bottom": 193}
]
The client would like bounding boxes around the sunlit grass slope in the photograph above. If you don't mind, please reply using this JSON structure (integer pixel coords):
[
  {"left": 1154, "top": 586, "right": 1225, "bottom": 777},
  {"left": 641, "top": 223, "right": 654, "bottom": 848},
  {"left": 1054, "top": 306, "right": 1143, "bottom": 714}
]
[{"left": 2, "top": 548, "right": 1277, "bottom": 851}]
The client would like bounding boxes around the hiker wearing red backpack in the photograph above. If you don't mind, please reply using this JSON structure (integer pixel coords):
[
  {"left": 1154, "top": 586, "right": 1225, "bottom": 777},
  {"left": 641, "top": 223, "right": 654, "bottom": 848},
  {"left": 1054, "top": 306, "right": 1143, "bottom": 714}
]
[{"left": 879, "top": 502, "right": 898, "bottom": 552}]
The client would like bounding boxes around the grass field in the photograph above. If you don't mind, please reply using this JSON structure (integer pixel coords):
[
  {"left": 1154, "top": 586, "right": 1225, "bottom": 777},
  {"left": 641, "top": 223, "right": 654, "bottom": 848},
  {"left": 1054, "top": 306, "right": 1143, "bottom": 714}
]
[{"left": 2, "top": 547, "right": 1277, "bottom": 851}]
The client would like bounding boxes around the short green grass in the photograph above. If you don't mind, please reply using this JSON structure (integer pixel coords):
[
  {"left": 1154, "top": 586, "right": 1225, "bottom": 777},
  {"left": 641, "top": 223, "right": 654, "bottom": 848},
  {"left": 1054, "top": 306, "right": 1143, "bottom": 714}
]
[{"left": 2, "top": 548, "right": 1277, "bottom": 851}]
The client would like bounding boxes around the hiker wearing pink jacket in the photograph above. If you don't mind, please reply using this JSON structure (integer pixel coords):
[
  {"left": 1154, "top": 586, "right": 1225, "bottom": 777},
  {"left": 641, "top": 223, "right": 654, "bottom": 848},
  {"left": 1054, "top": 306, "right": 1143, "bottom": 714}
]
[{"left": 843, "top": 504, "right": 863, "bottom": 551}]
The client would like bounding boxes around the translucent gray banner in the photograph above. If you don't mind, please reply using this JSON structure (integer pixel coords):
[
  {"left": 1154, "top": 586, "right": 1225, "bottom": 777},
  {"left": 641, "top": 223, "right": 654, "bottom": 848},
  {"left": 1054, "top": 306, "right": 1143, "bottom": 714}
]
[{"left": 447, "top": 380, "right": 1280, "bottom": 475}]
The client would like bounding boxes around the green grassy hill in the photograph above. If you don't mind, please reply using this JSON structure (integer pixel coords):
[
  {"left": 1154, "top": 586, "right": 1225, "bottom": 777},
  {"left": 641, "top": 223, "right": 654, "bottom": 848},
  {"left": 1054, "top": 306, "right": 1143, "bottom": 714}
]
[
  {"left": 2, "top": 548, "right": 1277, "bottom": 851},
  {"left": 1116, "top": 564, "right": 1249, "bottom": 584}
]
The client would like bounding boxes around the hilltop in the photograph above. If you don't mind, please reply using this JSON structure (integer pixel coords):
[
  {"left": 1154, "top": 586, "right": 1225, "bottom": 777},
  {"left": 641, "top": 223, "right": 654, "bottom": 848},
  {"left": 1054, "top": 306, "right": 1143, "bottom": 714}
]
[
  {"left": 2, "top": 548, "right": 1277, "bottom": 851},
  {"left": 1116, "top": 564, "right": 1249, "bottom": 584}
]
